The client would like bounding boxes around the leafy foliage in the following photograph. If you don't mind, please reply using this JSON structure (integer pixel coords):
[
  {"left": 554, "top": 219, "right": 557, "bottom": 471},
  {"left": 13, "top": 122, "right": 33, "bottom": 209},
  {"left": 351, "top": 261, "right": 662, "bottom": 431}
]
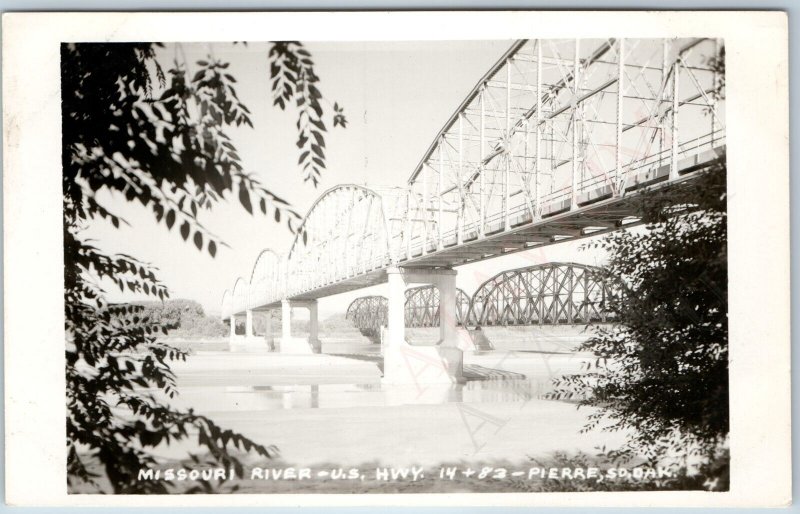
[
  {"left": 548, "top": 163, "right": 728, "bottom": 480},
  {"left": 269, "top": 41, "right": 347, "bottom": 186},
  {"left": 62, "top": 42, "right": 344, "bottom": 493},
  {"left": 706, "top": 46, "right": 725, "bottom": 105}
]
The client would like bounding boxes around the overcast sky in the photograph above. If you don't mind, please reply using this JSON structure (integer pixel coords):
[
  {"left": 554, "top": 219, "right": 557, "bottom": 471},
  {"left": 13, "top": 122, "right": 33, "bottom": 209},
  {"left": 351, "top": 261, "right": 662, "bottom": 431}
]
[{"left": 85, "top": 40, "right": 610, "bottom": 318}]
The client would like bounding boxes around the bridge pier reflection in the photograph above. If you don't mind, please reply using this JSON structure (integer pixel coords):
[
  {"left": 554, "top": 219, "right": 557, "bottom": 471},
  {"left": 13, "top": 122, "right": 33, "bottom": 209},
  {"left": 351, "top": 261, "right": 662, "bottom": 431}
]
[{"left": 383, "top": 267, "right": 464, "bottom": 385}]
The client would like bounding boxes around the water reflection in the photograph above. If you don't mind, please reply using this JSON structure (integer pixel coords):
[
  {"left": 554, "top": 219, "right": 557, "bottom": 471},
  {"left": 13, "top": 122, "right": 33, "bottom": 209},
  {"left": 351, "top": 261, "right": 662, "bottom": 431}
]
[{"left": 180, "top": 377, "right": 559, "bottom": 413}]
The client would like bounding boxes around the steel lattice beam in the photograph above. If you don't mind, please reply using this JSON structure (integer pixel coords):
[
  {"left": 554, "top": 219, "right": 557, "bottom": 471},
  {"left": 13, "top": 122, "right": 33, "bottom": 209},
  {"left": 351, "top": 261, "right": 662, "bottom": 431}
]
[
  {"left": 222, "top": 38, "right": 725, "bottom": 319},
  {"left": 345, "top": 263, "right": 610, "bottom": 329},
  {"left": 344, "top": 286, "right": 471, "bottom": 331},
  {"left": 468, "top": 262, "right": 612, "bottom": 326},
  {"left": 403, "top": 285, "right": 471, "bottom": 328},
  {"left": 345, "top": 295, "right": 388, "bottom": 333}
]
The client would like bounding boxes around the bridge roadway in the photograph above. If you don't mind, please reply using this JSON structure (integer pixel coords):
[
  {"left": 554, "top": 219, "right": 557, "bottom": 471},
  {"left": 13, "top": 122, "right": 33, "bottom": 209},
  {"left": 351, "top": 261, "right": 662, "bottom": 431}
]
[
  {"left": 221, "top": 37, "right": 725, "bottom": 384},
  {"left": 286, "top": 149, "right": 721, "bottom": 302}
]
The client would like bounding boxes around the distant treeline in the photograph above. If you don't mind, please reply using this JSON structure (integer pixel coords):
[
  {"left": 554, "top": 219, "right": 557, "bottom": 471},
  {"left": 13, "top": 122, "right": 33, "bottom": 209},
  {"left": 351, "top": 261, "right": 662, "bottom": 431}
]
[
  {"left": 110, "top": 301, "right": 363, "bottom": 339},
  {"left": 127, "top": 299, "right": 229, "bottom": 338}
]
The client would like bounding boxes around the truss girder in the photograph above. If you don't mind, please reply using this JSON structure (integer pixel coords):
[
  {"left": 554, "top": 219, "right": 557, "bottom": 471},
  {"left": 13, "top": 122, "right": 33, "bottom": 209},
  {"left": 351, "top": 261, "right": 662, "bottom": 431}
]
[
  {"left": 402, "top": 38, "right": 725, "bottom": 258},
  {"left": 403, "top": 285, "right": 471, "bottom": 328},
  {"left": 220, "top": 289, "right": 232, "bottom": 321},
  {"left": 248, "top": 249, "right": 286, "bottom": 309},
  {"left": 230, "top": 277, "right": 248, "bottom": 317},
  {"left": 344, "top": 286, "right": 471, "bottom": 331},
  {"left": 345, "top": 262, "right": 610, "bottom": 329},
  {"left": 222, "top": 38, "right": 725, "bottom": 318},
  {"left": 286, "top": 184, "right": 393, "bottom": 298},
  {"left": 468, "top": 262, "right": 611, "bottom": 326},
  {"left": 345, "top": 295, "right": 389, "bottom": 332}
]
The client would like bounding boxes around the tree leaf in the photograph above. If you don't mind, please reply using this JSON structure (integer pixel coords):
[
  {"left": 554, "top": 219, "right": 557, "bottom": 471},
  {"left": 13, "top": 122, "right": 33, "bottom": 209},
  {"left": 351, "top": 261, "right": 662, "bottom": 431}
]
[
  {"left": 166, "top": 210, "right": 176, "bottom": 229},
  {"left": 180, "top": 221, "right": 190, "bottom": 241},
  {"left": 239, "top": 186, "right": 252, "bottom": 214}
]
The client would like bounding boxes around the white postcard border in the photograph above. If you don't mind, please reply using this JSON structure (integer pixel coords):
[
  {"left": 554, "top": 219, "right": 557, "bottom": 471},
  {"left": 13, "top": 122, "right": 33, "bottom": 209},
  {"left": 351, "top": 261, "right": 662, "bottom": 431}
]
[{"left": 2, "top": 10, "right": 790, "bottom": 507}]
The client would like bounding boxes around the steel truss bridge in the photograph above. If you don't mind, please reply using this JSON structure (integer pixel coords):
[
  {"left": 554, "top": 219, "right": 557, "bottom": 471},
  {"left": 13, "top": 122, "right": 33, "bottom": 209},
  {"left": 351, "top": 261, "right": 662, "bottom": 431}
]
[
  {"left": 345, "top": 262, "right": 612, "bottom": 332},
  {"left": 221, "top": 37, "right": 725, "bottom": 363},
  {"left": 345, "top": 285, "right": 472, "bottom": 332}
]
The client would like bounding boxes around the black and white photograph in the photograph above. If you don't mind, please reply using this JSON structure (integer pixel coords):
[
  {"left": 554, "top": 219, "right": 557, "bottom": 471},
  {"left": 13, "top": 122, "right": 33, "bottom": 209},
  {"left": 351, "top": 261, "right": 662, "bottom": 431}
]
[
  {"left": 61, "top": 34, "right": 732, "bottom": 494},
  {"left": 2, "top": 10, "right": 791, "bottom": 508}
]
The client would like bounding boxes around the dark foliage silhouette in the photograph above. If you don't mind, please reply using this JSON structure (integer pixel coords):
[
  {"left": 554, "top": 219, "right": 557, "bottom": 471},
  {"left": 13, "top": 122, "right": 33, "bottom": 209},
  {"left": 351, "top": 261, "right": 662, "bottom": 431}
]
[
  {"left": 549, "top": 163, "right": 728, "bottom": 487},
  {"left": 62, "top": 42, "right": 345, "bottom": 493}
]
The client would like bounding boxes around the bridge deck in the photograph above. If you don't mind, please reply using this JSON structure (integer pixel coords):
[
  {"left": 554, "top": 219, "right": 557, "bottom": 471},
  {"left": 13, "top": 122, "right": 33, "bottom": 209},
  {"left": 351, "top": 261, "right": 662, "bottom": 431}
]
[{"left": 284, "top": 146, "right": 723, "bottom": 303}]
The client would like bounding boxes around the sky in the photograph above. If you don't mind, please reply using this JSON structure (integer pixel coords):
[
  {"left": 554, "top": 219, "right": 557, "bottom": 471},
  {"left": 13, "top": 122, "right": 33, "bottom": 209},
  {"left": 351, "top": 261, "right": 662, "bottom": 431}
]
[{"left": 85, "top": 40, "right": 611, "bottom": 319}]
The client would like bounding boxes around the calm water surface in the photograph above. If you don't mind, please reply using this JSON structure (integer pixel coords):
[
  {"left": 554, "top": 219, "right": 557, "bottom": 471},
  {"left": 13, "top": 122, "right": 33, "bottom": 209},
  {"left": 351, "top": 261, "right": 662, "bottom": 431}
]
[{"left": 174, "top": 377, "right": 564, "bottom": 413}]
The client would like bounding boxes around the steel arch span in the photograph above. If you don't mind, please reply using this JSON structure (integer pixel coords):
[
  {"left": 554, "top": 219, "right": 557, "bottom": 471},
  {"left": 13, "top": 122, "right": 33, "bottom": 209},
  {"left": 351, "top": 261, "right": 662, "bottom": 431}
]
[
  {"left": 221, "top": 289, "right": 232, "bottom": 321},
  {"left": 287, "top": 185, "right": 392, "bottom": 298},
  {"left": 468, "top": 262, "right": 612, "bottom": 326},
  {"left": 231, "top": 277, "right": 248, "bottom": 317},
  {"left": 344, "top": 286, "right": 471, "bottom": 331},
  {"left": 345, "top": 296, "right": 388, "bottom": 333},
  {"left": 404, "top": 285, "right": 471, "bottom": 328},
  {"left": 248, "top": 249, "right": 285, "bottom": 309}
]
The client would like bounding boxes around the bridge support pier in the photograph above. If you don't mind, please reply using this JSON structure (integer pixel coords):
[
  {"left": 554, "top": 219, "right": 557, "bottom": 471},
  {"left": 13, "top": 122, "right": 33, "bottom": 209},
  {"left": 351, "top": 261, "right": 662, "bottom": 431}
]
[
  {"left": 230, "top": 309, "right": 267, "bottom": 346},
  {"left": 229, "top": 313, "right": 249, "bottom": 345},
  {"left": 278, "top": 299, "right": 322, "bottom": 354},
  {"left": 382, "top": 267, "right": 464, "bottom": 385},
  {"left": 245, "top": 309, "right": 255, "bottom": 341},
  {"left": 263, "top": 310, "right": 275, "bottom": 351}
]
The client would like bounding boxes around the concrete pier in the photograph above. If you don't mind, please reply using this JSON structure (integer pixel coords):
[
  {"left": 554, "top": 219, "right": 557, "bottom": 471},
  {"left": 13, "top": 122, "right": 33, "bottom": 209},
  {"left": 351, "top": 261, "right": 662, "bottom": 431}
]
[
  {"left": 382, "top": 267, "right": 464, "bottom": 385},
  {"left": 277, "top": 299, "right": 321, "bottom": 354}
]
